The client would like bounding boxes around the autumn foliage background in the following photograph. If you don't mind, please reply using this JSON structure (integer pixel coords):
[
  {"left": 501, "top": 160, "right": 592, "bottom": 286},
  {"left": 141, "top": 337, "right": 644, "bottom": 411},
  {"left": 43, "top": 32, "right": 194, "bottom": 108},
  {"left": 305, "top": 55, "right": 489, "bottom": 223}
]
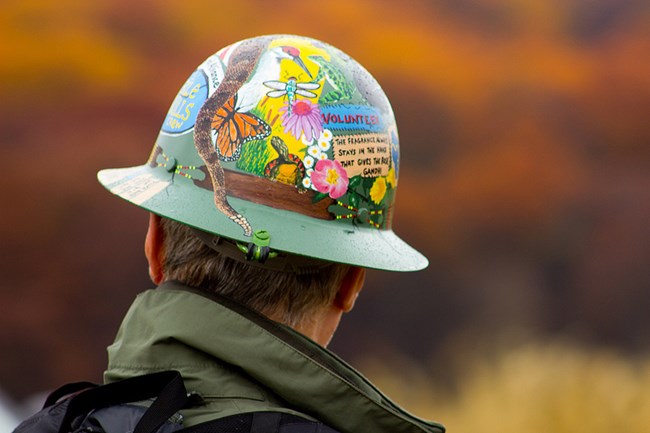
[{"left": 1, "top": 0, "right": 649, "bottom": 431}]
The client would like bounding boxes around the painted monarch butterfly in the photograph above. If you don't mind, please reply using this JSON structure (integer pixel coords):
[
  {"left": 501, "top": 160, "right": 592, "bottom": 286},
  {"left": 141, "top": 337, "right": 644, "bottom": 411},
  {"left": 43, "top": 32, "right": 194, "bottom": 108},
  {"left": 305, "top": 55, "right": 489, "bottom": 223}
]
[{"left": 211, "top": 94, "right": 271, "bottom": 161}]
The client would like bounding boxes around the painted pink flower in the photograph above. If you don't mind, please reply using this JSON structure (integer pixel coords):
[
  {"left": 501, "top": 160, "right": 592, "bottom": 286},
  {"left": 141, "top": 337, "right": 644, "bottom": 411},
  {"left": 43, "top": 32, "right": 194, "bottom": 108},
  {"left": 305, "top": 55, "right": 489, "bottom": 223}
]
[
  {"left": 280, "top": 99, "right": 323, "bottom": 142},
  {"left": 311, "top": 159, "right": 349, "bottom": 199}
]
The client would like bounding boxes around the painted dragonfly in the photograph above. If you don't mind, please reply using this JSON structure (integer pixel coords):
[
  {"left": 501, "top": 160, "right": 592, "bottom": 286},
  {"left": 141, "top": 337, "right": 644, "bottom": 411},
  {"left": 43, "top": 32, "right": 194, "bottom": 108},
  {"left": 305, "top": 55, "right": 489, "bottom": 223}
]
[{"left": 263, "top": 77, "right": 321, "bottom": 113}]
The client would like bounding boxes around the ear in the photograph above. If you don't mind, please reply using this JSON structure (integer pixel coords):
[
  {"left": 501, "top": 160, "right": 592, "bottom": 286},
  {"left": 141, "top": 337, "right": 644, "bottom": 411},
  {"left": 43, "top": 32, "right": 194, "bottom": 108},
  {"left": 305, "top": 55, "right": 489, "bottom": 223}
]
[
  {"left": 145, "top": 213, "right": 165, "bottom": 285},
  {"left": 334, "top": 266, "right": 366, "bottom": 313}
]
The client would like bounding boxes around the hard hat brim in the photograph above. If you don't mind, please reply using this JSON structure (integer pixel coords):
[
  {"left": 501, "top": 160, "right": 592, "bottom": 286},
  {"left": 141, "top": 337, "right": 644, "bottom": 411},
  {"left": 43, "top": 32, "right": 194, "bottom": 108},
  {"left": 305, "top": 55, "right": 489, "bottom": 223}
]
[{"left": 97, "top": 164, "right": 428, "bottom": 272}]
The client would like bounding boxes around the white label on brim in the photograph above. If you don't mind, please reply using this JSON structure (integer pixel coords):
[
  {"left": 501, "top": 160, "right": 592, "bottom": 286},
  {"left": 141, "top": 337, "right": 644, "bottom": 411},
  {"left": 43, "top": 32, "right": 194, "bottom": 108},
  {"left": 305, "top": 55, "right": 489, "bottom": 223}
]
[{"left": 110, "top": 173, "right": 170, "bottom": 205}]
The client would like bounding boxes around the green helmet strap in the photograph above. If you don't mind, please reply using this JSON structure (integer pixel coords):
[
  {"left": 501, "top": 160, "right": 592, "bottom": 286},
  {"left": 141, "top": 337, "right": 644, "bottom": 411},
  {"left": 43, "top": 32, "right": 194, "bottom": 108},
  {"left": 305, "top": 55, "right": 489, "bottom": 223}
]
[
  {"left": 189, "top": 227, "right": 333, "bottom": 274},
  {"left": 235, "top": 230, "right": 278, "bottom": 264}
]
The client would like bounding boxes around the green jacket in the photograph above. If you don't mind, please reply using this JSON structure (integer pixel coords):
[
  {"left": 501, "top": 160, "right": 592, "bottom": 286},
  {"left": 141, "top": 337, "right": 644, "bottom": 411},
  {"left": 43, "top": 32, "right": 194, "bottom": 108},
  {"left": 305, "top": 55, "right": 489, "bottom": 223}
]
[{"left": 104, "top": 281, "right": 445, "bottom": 433}]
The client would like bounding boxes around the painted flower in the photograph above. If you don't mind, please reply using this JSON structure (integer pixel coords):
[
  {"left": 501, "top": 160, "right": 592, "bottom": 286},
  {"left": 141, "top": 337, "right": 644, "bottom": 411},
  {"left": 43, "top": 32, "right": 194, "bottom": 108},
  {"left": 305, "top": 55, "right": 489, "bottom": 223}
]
[
  {"left": 369, "top": 177, "right": 387, "bottom": 204},
  {"left": 318, "top": 138, "right": 331, "bottom": 152},
  {"left": 301, "top": 134, "right": 314, "bottom": 146},
  {"left": 303, "top": 155, "right": 315, "bottom": 169},
  {"left": 308, "top": 145, "right": 322, "bottom": 159},
  {"left": 321, "top": 129, "right": 333, "bottom": 141},
  {"left": 305, "top": 168, "right": 315, "bottom": 189},
  {"left": 311, "top": 159, "right": 349, "bottom": 199},
  {"left": 302, "top": 177, "right": 312, "bottom": 188},
  {"left": 386, "top": 167, "right": 396, "bottom": 187},
  {"left": 280, "top": 99, "right": 324, "bottom": 142}
]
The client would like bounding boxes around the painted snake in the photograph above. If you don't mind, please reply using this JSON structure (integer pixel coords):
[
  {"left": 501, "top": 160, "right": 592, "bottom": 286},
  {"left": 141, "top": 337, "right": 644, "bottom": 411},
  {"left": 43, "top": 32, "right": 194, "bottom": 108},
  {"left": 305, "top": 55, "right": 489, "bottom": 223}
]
[{"left": 193, "top": 37, "right": 272, "bottom": 237}]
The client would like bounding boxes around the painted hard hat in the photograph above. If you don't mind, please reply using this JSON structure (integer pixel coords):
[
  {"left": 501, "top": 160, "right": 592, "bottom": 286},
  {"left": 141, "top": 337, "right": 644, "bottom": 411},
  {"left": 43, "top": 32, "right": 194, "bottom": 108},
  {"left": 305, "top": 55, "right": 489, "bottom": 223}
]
[{"left": 97, "top": 34, "right": 428, "bottom": 271}]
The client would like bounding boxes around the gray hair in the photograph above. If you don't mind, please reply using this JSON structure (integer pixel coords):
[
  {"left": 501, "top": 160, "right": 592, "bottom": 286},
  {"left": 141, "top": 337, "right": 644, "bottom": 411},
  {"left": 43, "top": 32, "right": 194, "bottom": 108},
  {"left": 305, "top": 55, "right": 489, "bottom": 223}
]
[{"left": 159, "top": 217, "right": 350, "bottom": 328}]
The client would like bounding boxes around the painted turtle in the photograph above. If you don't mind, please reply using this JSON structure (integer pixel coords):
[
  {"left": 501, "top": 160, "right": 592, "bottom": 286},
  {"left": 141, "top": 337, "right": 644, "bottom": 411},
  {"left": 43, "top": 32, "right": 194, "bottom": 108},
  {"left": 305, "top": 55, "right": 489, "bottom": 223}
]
[{"left": 264, "top": 136, "right": 306, "bottom": 187}]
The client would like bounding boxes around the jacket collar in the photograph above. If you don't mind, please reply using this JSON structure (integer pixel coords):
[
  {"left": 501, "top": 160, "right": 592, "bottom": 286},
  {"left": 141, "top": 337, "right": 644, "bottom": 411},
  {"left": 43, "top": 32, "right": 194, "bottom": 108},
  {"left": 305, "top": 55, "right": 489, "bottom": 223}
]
[{"left": 106, "top": 281, "right": 444, "bottom": 433}]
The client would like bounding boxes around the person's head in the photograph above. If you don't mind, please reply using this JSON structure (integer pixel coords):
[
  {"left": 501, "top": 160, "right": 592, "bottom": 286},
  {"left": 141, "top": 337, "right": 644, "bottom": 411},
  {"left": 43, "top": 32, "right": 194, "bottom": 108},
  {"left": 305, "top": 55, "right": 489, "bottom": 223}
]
[
  {"left": 145, "top": 213, "right": 365, "bottom": 345},
  {"left": 98, "top": 34, "right": 427, "bottom": 342}
]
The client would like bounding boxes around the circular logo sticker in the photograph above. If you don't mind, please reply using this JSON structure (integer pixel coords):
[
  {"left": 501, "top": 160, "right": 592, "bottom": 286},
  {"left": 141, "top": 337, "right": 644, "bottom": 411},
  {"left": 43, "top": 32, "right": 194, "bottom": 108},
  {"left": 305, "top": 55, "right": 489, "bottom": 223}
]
[{"left": 162, "top": 70, "right": 208, "bottom": 134}]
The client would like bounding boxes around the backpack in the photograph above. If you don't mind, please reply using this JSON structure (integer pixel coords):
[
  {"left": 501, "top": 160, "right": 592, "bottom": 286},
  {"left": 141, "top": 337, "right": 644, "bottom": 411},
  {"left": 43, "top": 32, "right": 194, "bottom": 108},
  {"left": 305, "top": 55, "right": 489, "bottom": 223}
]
[{"left": 13, "top": 370, "right": 339, "bottom": 433}]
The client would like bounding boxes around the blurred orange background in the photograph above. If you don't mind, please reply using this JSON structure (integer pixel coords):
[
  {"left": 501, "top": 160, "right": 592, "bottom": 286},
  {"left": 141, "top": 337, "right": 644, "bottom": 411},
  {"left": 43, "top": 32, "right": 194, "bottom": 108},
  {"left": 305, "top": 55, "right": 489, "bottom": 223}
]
[{"left": 1, "top": 0, "right": 649, "bottom": 430}]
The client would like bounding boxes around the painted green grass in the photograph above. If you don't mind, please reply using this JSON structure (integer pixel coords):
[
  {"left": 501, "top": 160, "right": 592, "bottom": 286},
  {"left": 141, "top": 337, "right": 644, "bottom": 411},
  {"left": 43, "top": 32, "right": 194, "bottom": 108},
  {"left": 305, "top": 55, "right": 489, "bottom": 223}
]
[
  {"left": 237, "top": 139, "right": 271, "bottom": 175},
  {"left": 236, "top": 107, "right": 273, "bottom": 176}
]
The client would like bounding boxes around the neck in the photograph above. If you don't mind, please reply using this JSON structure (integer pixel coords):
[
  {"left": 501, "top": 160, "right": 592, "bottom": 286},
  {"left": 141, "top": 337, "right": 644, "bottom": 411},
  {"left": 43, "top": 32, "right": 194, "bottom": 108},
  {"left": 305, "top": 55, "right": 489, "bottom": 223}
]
[{"left": 270, "top": 306, "right": 343, "bottom": 347}]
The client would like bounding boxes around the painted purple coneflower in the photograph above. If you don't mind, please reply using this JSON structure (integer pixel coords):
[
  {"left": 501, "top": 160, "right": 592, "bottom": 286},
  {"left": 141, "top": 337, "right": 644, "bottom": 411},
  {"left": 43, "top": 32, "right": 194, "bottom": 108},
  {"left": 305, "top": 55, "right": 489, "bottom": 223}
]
[{"left": 280, "top": 99, "right": 324, "bottom": 142}]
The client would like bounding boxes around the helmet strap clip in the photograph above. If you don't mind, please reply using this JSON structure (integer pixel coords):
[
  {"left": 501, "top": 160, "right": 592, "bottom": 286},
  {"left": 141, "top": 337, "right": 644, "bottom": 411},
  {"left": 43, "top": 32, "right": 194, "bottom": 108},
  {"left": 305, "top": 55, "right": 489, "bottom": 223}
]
[
  {"left": 236, "top": 230, "right": 277, "bottom": 264},
  {"left": 189, "top": 227, "right": 331, "bottom": 274}
]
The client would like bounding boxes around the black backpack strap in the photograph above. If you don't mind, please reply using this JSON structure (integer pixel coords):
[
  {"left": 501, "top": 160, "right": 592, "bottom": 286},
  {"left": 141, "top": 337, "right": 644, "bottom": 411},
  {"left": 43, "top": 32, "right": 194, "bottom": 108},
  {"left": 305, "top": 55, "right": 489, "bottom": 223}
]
[
  {"left": 250, "top": 412, "right": 281, "bottom": 433},
  {"left": 133, "top": 371, "right": 188, "bottom": 433},
  {"left": 42, "top": 381, "right": 97, "bottom": 408},
  {"left": 58, "top": 370, "right": 189, "bottom": 433},
  {"left": 179, "top": 412, "right": 340, "bottom": 433}
]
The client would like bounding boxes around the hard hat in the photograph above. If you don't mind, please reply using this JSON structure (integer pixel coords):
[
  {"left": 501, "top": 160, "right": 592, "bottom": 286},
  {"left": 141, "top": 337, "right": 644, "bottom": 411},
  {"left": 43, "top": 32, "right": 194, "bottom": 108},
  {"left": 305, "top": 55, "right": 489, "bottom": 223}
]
[{"left": 97, "top": 34, "right": 428, "bottom": 271}]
